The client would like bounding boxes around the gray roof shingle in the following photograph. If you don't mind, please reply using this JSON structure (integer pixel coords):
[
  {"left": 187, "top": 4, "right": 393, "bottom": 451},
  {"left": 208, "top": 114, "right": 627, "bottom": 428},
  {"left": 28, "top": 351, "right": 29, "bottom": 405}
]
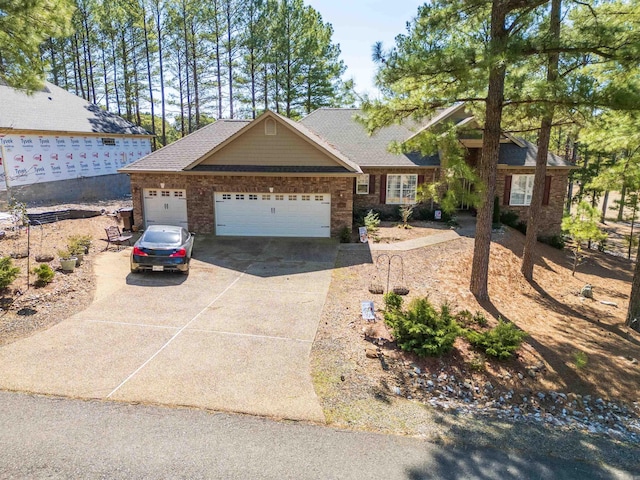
[
  {"left": 121, "top": 120, "right": 250, "bottom": 172},
  {"left": 301, "top": 108, "right": 573, "bottom": 169},
  {"left": 300, "top": 108, "right": 439, "bottom": 167},
  {"left": 0, "top": 81, "right": 150, "bottom": 136}
]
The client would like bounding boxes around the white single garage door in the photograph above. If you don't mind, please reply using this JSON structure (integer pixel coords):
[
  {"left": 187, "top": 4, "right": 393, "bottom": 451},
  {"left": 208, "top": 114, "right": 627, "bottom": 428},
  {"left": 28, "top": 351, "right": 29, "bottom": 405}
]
[
  {"left": 214, "top": 192, "right": 331, "bottom": 237},
  {"left": 143, "top": 188, "right": 188, "bottom": 228}
]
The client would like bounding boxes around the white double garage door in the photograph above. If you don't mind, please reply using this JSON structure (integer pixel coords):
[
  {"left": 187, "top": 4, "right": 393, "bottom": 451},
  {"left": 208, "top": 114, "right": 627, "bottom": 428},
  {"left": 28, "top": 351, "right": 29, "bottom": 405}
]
[{"left": 143, "top": 189, "right": 331, "bottom": 237}]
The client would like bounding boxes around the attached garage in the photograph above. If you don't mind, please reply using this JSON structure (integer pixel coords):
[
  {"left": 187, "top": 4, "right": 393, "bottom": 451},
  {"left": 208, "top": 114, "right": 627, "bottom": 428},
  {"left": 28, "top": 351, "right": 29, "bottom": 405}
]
[
  {"left": 121, "top": 111, "right": 360, "bottom": 237},
  {"left": 143, "top": 188, "right": 188, "bottom": 228},
  {"left": 214, "top": 192, "right": 331, "bottom": 237}
]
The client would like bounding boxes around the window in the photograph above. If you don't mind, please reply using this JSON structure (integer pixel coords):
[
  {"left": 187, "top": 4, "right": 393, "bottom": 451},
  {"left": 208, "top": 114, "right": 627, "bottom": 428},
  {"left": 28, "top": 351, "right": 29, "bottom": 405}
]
[
  {"left": 148, "top": 190, "right": 157, "bottom": 197},
  {"left": 161, "top": 190, "right": 170, "bottom": 197},
  {"left": 301, "top": 195, "right": 310, "bottom": 201},
  {"left": 174, "top": 191, "right": 183, "bottom": 197},
  {"left": 386, "top": 174, "right": 417, "bottom": 204},
  {"left": 288, "top": 195, "right": 297, "bottom": 201},
  {"left": 315, "top": 195, "right": 324, "bottom": 201},
  {"left": 275, "top": 195, "right": 284, "bottom": 201},
  {"left": 249, "top": 194, "right": 258, "bottom": 200},
  {"left": 262, "top": 194, "right": 271, "bottom": 200},
  {"left": 356, "top": 174, "right": 370, "bottom": 194},
  {"left": 222, "top": 194, "right": 231, "bottom": 200},
  {"left": 101, "top": 137, "right": 116, "bottom": 146},
  {"left": 510, "top": 174, "right": 534, "bottom": 206},
  {"left": 235, "top": 194, "right": 245, "bottom": 200}
]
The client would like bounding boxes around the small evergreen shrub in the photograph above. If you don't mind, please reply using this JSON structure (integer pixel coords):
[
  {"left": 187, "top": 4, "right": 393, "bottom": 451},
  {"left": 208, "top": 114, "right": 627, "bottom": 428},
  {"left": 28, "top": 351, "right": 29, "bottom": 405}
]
[
  {"left": 383, "top": 292, "right": 403, "bottom": 311},
  {"left": 339, "top": 226, "right": 352, "bottom": 243},
  {"left": 492, "top": 196, "right": 501, "bottom": 228},
  {"left": 539, "top": 234, "right": 565, "bottom": 250},
  {"left": 68, "top": 234, "right": 92, "bottom": 253},
  {"left": 473, "top": 311, "right": 488, "bottom": 327},
  {"left": 384, "top": 297, "right": 460, "bottom": 357},
  {"left": 32, "top": 264, "right": 55, "bottom": 287},
  {"left": 500, "top": 210, "right": 519, "bottom": 228},
  {"left": 0, "top": 257, "right": 20, "bottom": 290},
  {"left": 515, "top": 220, "right": 527, "bottom": 234},
  {"left": 364, "top": 210, "right": 381, "bottom": 234},
  {"left": 466, "top": 319, "right": 527, "bottom": 360}
]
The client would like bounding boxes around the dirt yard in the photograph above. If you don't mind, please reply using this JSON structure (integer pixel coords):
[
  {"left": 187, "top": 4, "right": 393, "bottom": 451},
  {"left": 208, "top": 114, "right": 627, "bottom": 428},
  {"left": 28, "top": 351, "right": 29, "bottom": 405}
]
[{"left": 0, "top": 201, "right": 131, "bottom": 346}]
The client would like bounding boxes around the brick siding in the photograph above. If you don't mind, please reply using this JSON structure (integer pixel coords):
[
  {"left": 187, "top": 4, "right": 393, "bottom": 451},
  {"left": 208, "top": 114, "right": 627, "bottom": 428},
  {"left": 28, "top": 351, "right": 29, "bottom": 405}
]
[
  {"left": 129, "top": 173, "right": 353, "bottom": 237},
  {"left": 496, "top": 168, "right": 569, "bottom": 236}
]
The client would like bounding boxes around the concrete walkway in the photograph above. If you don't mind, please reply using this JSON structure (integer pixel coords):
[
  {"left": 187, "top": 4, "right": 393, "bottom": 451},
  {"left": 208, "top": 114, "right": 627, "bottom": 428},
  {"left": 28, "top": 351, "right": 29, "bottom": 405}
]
[
  {"left": 0, "top": 238, "right": 336, "bottom": 423},
  {"left": 341, "top": 229, "right": 461, "bottom": 252}
]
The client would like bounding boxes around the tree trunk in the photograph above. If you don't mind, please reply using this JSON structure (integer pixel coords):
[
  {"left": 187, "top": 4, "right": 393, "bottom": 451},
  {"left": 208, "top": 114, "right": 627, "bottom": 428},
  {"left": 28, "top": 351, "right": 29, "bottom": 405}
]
[
  {"left": 101, "top": 46, "right": 109, "bottom": 111},
  {"left": 469, "top": 2, "right": 508, "bottom": 300},
  {"left": 82, "top": 11, "right": 96, "bottom": 103},
  {"left": 73, "top": 34, "right": 86, "bottom": 99},
  {"left": 142, "top": 7, "right": 156, "bottom": 149},
  {"left": 214, "top": 0, "right": 223, "bottom": 119},
  {"left": 626, "top": 239, "right": 640, "bottom": 332},
  {"left": 618, "top": 185, "right": 627, "bottom": 221},
  {"left": 111, "top": 34, "right": 122, "bottom": 117},
  {"left": 226, "top": 0, "right": 234, "bottom": 119},
  {"left": 154, "top": 1, "right": 167, "bottom": 147},
  {"left": 601, "top": 190, "right": 609, "bottom": 224},
  {"left": 521, "top": 0, "right": 561, "bottom": 281},
  {"left": 190, "top": 21, "right": 200, "bottom": 129}
]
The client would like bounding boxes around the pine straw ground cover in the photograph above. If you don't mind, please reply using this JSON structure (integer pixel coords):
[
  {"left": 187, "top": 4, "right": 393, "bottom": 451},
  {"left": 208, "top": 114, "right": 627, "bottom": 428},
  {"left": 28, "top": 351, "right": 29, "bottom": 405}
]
[{"left": 312, "top": 221, "right": 640, "bottom": 470}]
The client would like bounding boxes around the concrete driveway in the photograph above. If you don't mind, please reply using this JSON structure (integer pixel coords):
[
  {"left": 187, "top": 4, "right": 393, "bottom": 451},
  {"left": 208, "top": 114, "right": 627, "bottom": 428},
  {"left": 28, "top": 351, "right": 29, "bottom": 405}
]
[{"left": 0, "top": 237, "right": 338, "bottom": 422}]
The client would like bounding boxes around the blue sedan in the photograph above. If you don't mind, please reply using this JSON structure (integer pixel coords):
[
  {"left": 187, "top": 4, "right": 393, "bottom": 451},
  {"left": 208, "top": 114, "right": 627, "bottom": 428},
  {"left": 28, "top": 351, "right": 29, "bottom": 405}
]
[{"left": 130, "top": 225, "right": 195, "bottom": 274}]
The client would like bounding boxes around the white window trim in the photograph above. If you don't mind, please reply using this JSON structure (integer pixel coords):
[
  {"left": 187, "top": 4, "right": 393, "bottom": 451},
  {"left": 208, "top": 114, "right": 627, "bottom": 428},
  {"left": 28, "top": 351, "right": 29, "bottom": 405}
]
[
  {"left": 386, "top": 174, "right": 418, "bottom": 205},
  {"left": 509, "top": 174, "right": 535, "bottom": 206},
  {"left": 356, "top": 174, "right": 370, "bottom": 195}
]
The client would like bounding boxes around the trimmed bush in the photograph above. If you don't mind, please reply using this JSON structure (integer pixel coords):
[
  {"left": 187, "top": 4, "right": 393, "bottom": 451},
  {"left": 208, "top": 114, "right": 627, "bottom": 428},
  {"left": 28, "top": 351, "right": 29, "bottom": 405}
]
[
  {"left": 466, "top": 319, "right": 527, "bottom": 359},
  {"left": 0, "top": 257, "right": 20, "bottom": 290},
  {"left": 364, "top": 210, "right": 381, "bottom": 234},
  {"left": 32, "top": 264, "right": 55, "bottom": 287},
  {"left": 539, "top": 234, "right": 565, "bottom": 250},
  {"left": 383, "top": 292, "right": 403, "bottom": 311},
  {"left": 339, "top": 226, "right": 352, "bottom": 244},
  {"left": 500, "top": 210, "right": 519, "bottom": 228},
  {"left": 384, "top": 297, "right": 460, "bottom": 357}
]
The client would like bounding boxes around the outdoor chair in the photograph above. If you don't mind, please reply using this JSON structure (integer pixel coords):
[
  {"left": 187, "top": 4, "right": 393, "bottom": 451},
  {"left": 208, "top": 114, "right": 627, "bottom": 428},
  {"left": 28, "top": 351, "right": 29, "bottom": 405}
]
[{"left": 105, "top": 225, "right": 133, "bottom": 251}]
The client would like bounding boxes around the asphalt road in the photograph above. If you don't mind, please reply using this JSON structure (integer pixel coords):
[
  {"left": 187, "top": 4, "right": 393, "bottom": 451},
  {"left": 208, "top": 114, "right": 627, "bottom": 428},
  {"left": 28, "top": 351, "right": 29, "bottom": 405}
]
[{"left": 0, "top": 392, "right": 635, "bottom": 480}]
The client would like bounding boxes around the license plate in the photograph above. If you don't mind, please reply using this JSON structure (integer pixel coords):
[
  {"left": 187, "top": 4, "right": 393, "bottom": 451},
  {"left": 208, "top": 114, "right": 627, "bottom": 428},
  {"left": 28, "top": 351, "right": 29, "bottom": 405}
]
[{"left": 152, "top": 265, "right": 164, "bottom": 271}]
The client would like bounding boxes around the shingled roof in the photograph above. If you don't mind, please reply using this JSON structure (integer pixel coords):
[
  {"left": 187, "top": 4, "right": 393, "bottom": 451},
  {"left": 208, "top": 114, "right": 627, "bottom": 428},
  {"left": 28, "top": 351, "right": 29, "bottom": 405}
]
[
  {"left": 121, "top": 119, "right": 250, "bottom": 172},
  {"left": 300, "top": 108, "right": 439, "bottom": 167},
  {"left": 0, "top": 81, "right": 150, "bottom": 136},
  {"left": 301, "top": 108, "right": 573, "bottom": 169}
]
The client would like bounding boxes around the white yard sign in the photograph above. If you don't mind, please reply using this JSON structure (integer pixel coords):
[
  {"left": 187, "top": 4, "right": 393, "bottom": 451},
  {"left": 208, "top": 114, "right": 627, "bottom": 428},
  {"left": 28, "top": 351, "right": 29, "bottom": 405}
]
[{"left": 0, "top": 134, "right": 151, "bottom": 190}]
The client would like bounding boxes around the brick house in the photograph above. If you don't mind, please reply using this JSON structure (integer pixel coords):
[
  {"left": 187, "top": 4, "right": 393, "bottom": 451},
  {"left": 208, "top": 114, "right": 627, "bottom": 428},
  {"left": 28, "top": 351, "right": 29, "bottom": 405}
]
[{"left": 120, "top": 105, "right": 573, "bottom": 238}]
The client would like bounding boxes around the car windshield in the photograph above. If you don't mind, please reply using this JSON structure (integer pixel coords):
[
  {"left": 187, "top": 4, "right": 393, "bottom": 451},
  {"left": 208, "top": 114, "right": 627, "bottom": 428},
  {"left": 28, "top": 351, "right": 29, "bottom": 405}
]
[{"left": 143, "top": 231, "right": 181, "bottom": 244}]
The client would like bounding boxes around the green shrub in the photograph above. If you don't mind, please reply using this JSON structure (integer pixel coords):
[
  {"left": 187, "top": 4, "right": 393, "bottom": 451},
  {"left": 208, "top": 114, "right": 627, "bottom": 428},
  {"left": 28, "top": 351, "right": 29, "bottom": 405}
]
[
  {"left": 32, "top": 264, "right": 55, "bottom": 286},
  {"left": 384, "top": 297, "right": 460, "bottom": 357},
  {"left": 500, "top": 210, "right": 519, "bottom": 228},
  {"left": 539, "top": 234, "right": 565, "bottom": 250},
  {"left": 473, "top": 311, "right": 488, "bottom": 327},
  {"left": 339, "top": 226, "right": 352, "bottom": 243},
  {"left": 492, "top": 196, "right": 501, "bottom": 228},
  {"left": 466, "top": 319, "right": 527, "bottom": 360},
  {"left": 383, "top": 292, "right": 403, "bottom": 311},
  {"left": 0, "top": 257, "right": 20, "bottom": 290},
  {"left": 68, "top": 234, "right": 92, "bottom": 253},
  {"left": 364, "top": 210, "right": 381, "bottom": 233},
  {"left": 515, "top": 220, "right": 527, "bottom": 234}
]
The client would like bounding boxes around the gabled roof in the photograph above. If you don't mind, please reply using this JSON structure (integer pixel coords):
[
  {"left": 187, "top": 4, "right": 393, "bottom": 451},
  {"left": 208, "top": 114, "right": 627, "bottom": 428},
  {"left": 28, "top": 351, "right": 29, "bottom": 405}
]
[
  {"left": 121, "top": 110, "right": 362, "bottom": 174},
  {"left": 499, "top": 139, "right": 569, "bottom": 168},
  {"left": 120, "top": 119, "right": 250, "bottom": 172},
  {"left": 0, "top": 81, "right": 150, "bottom": 136},
  {"left": 300, "top": 108, "right": 439, "bottom": 167}
]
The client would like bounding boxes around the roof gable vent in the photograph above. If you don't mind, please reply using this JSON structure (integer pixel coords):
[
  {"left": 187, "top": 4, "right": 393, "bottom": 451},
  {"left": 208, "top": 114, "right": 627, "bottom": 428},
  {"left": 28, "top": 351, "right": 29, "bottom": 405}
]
[{"left": 264, "top": 118, "right": 277, "bottom": 136}]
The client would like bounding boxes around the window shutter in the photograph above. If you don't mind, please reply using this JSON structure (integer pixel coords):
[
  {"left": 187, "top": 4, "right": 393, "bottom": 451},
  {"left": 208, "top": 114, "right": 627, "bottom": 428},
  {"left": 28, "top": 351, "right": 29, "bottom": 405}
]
[
  {"left": 503, "top": 175, "right": 512, "bottom": 206},
  {"left": 380, "top": 174, "right": 387, "bottom": 204},
  {"left": 369, "top": 175, "right": 375, "bottom": 194},
  {"left": 542, "top": 175, "right": 552, "bottom": 206},
  {"left": 417, "top": 174, "right": 425, "bottom": 186},
  {"left": 353, "top": 177, "right": 357, "bottom": 194}
]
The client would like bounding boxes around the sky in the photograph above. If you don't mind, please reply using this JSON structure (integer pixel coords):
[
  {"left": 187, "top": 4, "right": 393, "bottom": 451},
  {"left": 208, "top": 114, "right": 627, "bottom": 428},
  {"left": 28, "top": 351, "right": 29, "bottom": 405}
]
[{"left": 307, "top": 0, "right": 425, "bottom": 98}]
